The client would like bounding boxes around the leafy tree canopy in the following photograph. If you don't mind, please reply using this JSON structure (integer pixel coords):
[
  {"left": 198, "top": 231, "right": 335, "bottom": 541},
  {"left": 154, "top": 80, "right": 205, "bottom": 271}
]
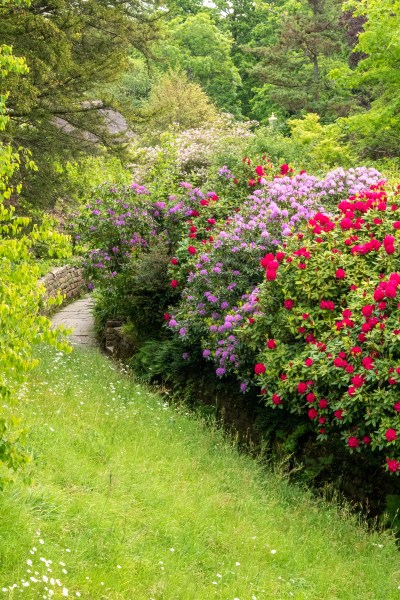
[
  {"left": 157, "top": 12, "right": 242, "bottom": 115},
  {"left": 0, "top": 0, "right": 165, "bottom": 205}
]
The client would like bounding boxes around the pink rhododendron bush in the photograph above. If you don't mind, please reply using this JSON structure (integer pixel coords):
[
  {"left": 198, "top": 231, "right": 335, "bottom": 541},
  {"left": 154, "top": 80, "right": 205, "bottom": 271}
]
[{"left": 246, "top": 183, "right": 400, "bottom": 473}]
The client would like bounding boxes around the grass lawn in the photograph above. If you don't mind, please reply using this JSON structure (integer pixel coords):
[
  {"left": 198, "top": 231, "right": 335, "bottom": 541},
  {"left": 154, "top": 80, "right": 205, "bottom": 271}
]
[{"left": 0, "top": 346, "right": 399, "bottom": 599}]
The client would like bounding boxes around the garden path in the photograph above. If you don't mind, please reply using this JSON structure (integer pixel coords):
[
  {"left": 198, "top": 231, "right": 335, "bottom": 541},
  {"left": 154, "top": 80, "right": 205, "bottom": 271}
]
[{"left": 51, "top": 296, "right": 96, "bottom": 346}]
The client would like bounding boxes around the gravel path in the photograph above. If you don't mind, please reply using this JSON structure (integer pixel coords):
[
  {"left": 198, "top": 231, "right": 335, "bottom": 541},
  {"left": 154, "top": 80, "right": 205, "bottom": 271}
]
[{"left": 51, "top": 296, "right": 96, "bottom": 347}]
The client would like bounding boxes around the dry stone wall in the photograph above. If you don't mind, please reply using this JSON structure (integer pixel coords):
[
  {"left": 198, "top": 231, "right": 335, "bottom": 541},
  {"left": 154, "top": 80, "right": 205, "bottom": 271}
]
[{"left": 39, "top": 265, "right": 86, "bottom": 311}]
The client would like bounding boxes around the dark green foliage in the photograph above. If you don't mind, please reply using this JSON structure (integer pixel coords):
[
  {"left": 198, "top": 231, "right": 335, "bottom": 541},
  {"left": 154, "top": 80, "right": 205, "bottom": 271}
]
[
  {"left": 93, "top": 240, "right": 178, "bottom": 345},
  {"left": 0, "top": 0, "right": 163, "bottom": 206}
]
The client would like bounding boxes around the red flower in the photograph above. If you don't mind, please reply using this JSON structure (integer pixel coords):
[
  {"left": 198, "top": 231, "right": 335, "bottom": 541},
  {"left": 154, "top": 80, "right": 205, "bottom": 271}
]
[
  {"left": 306, "top": 393, "right": 316, "bottom": 403},
  {"left": 305, "top": 358, "right": 313, "bottom": 367},
  {"left": 284, "top": 299, "right": 294, "bottom": 310},
  {"left": 362, "top": 356, "right": 374, "bottom": 370},
  {"left": 333, "top": 357, "right": 347, "bottom": 368},
  {"left": 297, "top": 382, "right": 308, "bottom": 394},
  {"left": 362, "top": 436, "right": 371, "bottom": 445},
  {"left": 393, "top": 221, "right": 400, "bottom": 229},
  {"left": 280, "top": 374, "right": 287, "bottom": 381},
  {"left": 350, "top": 346, "right": 362, "bottom": 355},
  {"left": 254, "top": 363, "right": 266, "bottom": 375},
  {"left": 276, "top": 252, "right": 285, "bottom": 262},
  {"left": 348, "top": 436, "right": 359, "bottom": 448},
  {"left": 334, "top": 409, "right": 343, "bottom": 419},
  {"left": 385, "top": 428, "right": 397, "bottom": 442},
  {"left": 386, "top": 458, "right": 399, "bottom": 473},
  {"left": 266, "top": 269, "right": 277, "bottom": 281},
  {"left": 308, "top": 408, "right": 318, "bottom": 419},
  {"left": 345, "top": 364, "right": 355, "bottom": 373},
  {"left": 248, "top": 179, "right": 256, "bottom": 187},
  {"left": 361, "top": 305, "right": 374, "bottom": 317},
  {"left": 319, "top": 399, "right": 328, "bottom": 409},
  {"left": 272, "top": 393, "right": 282, "bottom": 405},
  {"left": 298, "top": 263, "right": 306, "bottom": 269},
  {"left": 280, "top": 163, "right": 290, "bottom": 175},
  {"left": 267, "top": 339, "right": 276, "bottom": 349},
  {"left": 188, "top": 246, "right": 197, "bottom": 255},
  {"left": 171, "top": 280, "right": 178, "bottom": 288},
  {"left": 255, "top": 165, "right": 265, "bottom": 176},
  {"left": 171, "top": 258, "right": 179, "bottom": 265},
  {"left": 395, "top": 403, "right": 400, "bottom": 413},
  {"left": 163, "top": 313, "right": 171, "bottom": 321},
  {"left": 351, "top": 374, "right": 364, "bottom": 388},
  {"left": 320, "top": 300, "right": 335, "bottom": 310},
  {"left": 335, "top": 268, "right": 346, "bottom": 279}
]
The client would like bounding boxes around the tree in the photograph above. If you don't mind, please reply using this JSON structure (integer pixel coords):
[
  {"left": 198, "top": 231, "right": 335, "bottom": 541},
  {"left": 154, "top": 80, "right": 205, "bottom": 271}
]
[
  {"left": 333, "top": 0, "right": 400, "bottom": 158},
  {"left": 248, "top": 0, "right": 352, "bottom": 121},
  {"left": 0, "top": 0, "right": 164, "bottom": 206},
  {"left": 141, "top": 70, "right": 218, "bottom": 142},
  {"left": 157, "top": 13, "right": 242, "bottom": 115},
  {"left": 0, "top": 2, "right": 71, "bottom": 486}
]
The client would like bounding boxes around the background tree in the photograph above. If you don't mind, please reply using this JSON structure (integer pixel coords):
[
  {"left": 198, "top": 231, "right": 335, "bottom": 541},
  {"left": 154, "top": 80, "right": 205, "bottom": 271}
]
[
  {"left": 333, "top": 0, "right": 400, "bottom": 158},
  {"left": 140, "top": 70, "right": 218, "bottom": 142},
  {"left": 247, "top": 0, "right": 353, "bottom": 121},
  {"left": 157, "top": 12, "right": 242, "bottom": 115},
  {"left": 0, "top": 0, "right": 165, "bottom": 206}
]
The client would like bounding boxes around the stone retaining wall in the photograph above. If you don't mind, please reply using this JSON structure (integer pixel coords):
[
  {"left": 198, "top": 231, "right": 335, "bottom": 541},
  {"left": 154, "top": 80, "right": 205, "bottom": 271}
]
[{"left": 39, "top": 264, "right": 86, "bottom": 309}]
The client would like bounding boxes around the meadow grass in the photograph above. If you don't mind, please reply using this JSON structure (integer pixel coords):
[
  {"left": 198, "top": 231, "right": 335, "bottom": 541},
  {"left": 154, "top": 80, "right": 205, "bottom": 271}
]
[{"left": 0, "top": 346, "right": 399, "bottom": 599}]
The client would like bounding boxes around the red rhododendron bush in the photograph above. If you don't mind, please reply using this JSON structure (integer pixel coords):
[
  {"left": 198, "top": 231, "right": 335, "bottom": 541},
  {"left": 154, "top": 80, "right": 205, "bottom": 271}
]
[{"left": 249, "top": 182, "right": 400, "bottom": 473}]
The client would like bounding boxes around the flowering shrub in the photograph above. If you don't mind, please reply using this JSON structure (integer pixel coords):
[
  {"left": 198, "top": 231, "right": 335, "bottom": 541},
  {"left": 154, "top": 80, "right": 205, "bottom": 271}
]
[
  {"left": 130, "top": 114, "right": 256, "bottom": 186},
  {"left": 247, "top": 183, "right": 400, "bottom": 472},
  {"left": 167, "top": 167, "right": 383, "bottom": 386}
]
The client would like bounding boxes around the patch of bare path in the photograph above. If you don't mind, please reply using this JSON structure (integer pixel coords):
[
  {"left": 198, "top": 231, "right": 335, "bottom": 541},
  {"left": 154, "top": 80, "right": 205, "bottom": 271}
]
[{"left": 51, "top": 297, "right": 96, "bottom": 347}]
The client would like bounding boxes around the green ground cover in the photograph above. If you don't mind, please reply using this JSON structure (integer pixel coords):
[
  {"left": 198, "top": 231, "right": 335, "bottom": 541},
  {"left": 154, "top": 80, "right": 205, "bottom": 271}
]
[{"left": 0, "top": 346, "right": 399, "bottom": 599}]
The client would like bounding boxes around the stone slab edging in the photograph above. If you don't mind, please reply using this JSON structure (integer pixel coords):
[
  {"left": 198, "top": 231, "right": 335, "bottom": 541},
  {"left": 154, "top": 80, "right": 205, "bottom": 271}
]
[{"left": 39, "top": 264, "right": 86, "bottom": 313}]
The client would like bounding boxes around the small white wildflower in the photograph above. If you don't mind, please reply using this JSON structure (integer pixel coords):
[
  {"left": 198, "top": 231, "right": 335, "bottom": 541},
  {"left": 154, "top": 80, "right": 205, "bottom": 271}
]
[
  {"left": 169, "top": 548, "right": 174, "bottom": 552},
  {"left": 117, "top": 565, "right": 122, "bottom": 569},
  {"left": 62, "top": 569, "right": 68, "bottom": 574},
  {"left": 27, "top": 559, "right": 33, "bottom": 566},
  {"left": 270, "top": 549, "right": 277, "bottom": 554},
  {"left": 39, "top": 539, "right": 45, "bottom": 545},
  {"left": 216, "top": 573, "right": 222, "bottom": 578},
  {"left": 65, "top": 549, "right": 71, "bottom": 553},
  {"left": 235, "top": 561, "right": 240, "bottom": 566},
  {"left": 76, "top": 593, "right": 81, "bottom": 597},
  {"left": 62, "top": 587, "right": 69, "bottom": 596},
  {"left": 22, "top": 582, "right": 30, "bottom": 587}
]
